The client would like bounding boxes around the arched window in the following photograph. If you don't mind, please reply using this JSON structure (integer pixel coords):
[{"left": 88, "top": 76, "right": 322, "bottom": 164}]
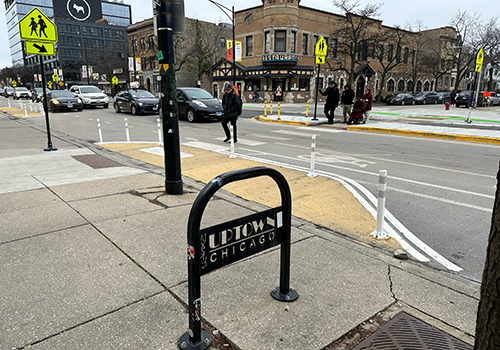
[
  {"left": 397, "top": 80, "right": 405, "bottom": 92},
  {"left": 416, "top": 80, "right": 422, "bottom": 92},
  {"left": 407, "top": 80, "right": 414, "bottom": 92},
  {"left": 387, "top": 79, "right": 395, "bottom": 92},
  {"left": 424, "top": 81, "right": 430, "bottom": 91}
]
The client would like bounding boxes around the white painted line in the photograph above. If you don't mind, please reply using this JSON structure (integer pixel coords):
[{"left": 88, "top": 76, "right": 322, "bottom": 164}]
[
  {"left": 183, "top": 141, "right": 229, "bottom": 152},
  {"left": 105, "top": 121, "right": 112, "bottom": 124},
  {"left": 272, "top": 130, "right": 319, "bottom": 137},
  {"left": 139, "top": 146, "right": 193, "bottom": 158}
]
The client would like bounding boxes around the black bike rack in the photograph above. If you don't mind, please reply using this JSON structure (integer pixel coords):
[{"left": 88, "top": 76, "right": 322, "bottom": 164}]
[{"left": 178, "top": 167, "right": 299, "bottom": 350}]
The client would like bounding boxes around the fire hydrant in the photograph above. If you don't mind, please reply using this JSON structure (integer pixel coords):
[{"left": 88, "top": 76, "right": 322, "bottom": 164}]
[{"left": 445, "top": 102, "right": 450, "bottom": 110}]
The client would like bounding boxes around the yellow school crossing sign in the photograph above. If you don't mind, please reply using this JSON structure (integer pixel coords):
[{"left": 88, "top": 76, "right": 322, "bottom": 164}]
[
  {"left": 315, "top": 36, "right": 327, "bottom": 65},
  {"left": 112, "top": 76, "right": 118, "bottom": 85},
  {"left": 19, "top": 7, "right": 57, "bottom": 43},
  {"left": 24, "top": 41, "right": 55, "bottom": 56},
  {"left": 475, "top": 47, "right": 484, "bottom": 72}
]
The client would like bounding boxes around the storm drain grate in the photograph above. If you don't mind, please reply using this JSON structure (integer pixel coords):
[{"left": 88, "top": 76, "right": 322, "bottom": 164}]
[
  {"left": 352, "top": 312, "right": 472, "bottom": 350},
  {"left": 72, "top": 154, "right": 123, "bottom": 169}
]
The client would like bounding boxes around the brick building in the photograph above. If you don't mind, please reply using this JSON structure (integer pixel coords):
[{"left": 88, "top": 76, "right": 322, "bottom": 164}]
[{"left": 209, "top": 0, "right": 457, "bottom": 103}]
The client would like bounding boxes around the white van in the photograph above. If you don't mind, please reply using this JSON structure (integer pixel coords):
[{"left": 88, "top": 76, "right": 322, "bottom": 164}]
[{"left": 69, "top": 85, "right": 108, "bottom": 108}]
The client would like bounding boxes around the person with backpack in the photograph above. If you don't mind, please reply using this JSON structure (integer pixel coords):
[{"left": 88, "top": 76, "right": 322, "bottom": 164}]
[{"left": 221, "top": 83, "right": 241, "bottom": 143}]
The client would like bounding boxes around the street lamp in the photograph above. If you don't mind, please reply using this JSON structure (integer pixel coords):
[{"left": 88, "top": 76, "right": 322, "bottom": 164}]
[{"left": 207, "top": 0, "right": 236, "bottom": 88}]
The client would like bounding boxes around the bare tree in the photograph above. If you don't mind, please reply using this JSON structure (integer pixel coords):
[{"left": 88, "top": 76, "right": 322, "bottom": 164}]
[
  {"left": 474, "top": 162, "right": 500, "bottom": 350},
  {"left": 420, "top": 36, "right": 455, "bottom": 91},
  {"left": 477, "top": 17, "right": 500, "bottom": 91},
  {"left": 407, "top": 20, "right": 428, "bottom": 94},
  {"left": 329, "top": 0, "right": 383, "bottom": 86}
]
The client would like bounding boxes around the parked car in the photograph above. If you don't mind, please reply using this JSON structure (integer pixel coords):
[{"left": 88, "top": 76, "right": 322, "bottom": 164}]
[
  {"left": 176, "top": 87, "right": 223, "bottom": 122},
  {"left": 47, "top": 90, "right": 83, "bottom": 112},
  {"left": 413, "top": 91, "right": 439, "bottom": 104},
  {"left": 31, "top": 87, "right": 51, "bottom": 102},
  {"left": 113, "top": 89, "right": 159, "bottom": 115},
  {"left": 455, "top": 91, "right": 486, "bottom": 107},
  {"left": 484, "top": 92, "right": 500, "bottom": 106},
  {"left": 69, "top": 85, "right": 108, "bottom": 108},
  {"left": 436, "top": 92, "right": 451, "bottom": 104},
  {"left": 0, "top": 87, "right": 4, "bottom": 96},
  {"left": 4, "top": 87, "right": 14, "bottom": 98},
  {"left": 387, "top": 93, "right": 415, "bottom": 105}
]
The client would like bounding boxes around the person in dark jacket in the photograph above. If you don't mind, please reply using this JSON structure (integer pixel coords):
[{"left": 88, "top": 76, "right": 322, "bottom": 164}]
[
  {"left": 450, "top": 90, "right": 457, "bottom": 105},
  {"left": 361, "top": 88, "right": 373, "bottom": 123},
  {"left": 341, "top": 83, "right": 355, "bottom": 123},
  {"left": 319, "top": 80, "right": 339, "bottom": 124},
  {"left": 221, "top": 83, "right": 241, "bottom": 143}
]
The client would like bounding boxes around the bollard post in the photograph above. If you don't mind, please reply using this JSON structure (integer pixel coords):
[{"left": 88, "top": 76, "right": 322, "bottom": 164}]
[
  {"left": 264, "top": 101, "right": 267, "bottom": 116},
  {"left": 157, "top": 118, "right": 162, "bottom": 145},
  {"left": 30, "top": 103, "right": 33, "bottom": 111},
  {"left": 97, "top": 119, "right": 104, "bottom": 144},
  {"left": 24, "top": 107, "right": 28, "bottom": 117},
  {"left": 307, "top": 135, "right": 318, "bottom": 177},
  {"left": 306, "top": 101, "right": 309, "bottom": 117},
  {"left": 8, "top": 99, "right": 11, "bottom": 108},
  {"left": 270, "top": 100, "right": 273, "bottom": 115},
  {"left": 278, "top": 102, "right": 281, "bottom": 120},
  {"left": 229, "top": 125, "right": 236, "bottom": 159},
  {"left": 371, "top": 170, "right": 389, "bottom": 239},
  {"left": 124, "top": 118, "right": 130, "bottom": 143}
]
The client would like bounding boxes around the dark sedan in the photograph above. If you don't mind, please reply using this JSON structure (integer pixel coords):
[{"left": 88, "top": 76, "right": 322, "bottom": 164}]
[
  {"left": 47, "top": 90, "right": 83, "bottom": 112},
  {"left": 437, "top": 92, "right": 451, "bottom": 104},
  {"left": 113, "top": 90, "right": 159, "bottom": 115},
  {"left": 387, "top": 93, "right": 415, "bottom": 105},
  {"left": 414, "top": 91, "right": 439, "bottom": 104},
  {"left": 176, "top": 87, "right": 223, "bottom": 122},
  {"left": 4, "top": 87, "right": 14, "bottom": 98},
  {"left": 32, "top": 87, "right": 51, "bottom": 102}
]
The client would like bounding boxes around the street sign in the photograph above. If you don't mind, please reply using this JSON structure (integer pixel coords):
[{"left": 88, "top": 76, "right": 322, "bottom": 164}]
[
  {"left": 315, "top": 36, "right": 327, "bottom": 56},
  {"left": 58, "top": 81, "right": 64, "bottom": 87},
  {"left": 316, "top": 55, "right": 325, "bottom": 64},
  {"left": 47, "top": 81, "right": 52, "bottom": 89},
  {"left": 24, "top": 41, "right": 54, "bottom": 56},
  {"left": 476, "top": 48, "right": 484, "bottom": 65},
  {"left": 52, "top": 73, "right": 58, "bottom": 82},
  {"left": 12, "top": 81, "right": 17, "bottom": 87},
  {"left": 475, "top": 64, "right": 482, "bottom": 72},
  {"left": 152, "top": 0, "right": 160, "bottom": 6},
  {"left": 18, "top": 7, "right": 57, "bottom": 43},
  {"left": 112, "top": 76, "right": 118, "bottom": 85}
]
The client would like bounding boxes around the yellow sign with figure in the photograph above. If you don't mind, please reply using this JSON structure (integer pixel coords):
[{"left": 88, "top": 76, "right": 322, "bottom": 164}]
[
  {"left": 19, "top": 7, "right": 57, "bottom": 43},
  {"left": 476, "top": 48, "right": 484, "bottom": 65},
  {"left": 112, "top": 76, "right": 118, "bottom": 85},
  {"left": 316, "top": 55, "right": 325, "bottom": 64},
  {"left": 25, "top": 41, "right": 55, "bottom": 56},
  {"left": 315, "top": 36, "right": 327, "bottom": 56},
  {"left": 52, "top": 73, "right": 58, "bottom": 82}
]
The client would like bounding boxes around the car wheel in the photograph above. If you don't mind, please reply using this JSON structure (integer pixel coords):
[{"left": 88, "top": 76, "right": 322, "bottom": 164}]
[
  {"left": 131, "top": 105, "right": 139, "bottom": 115},
  {"left": 187, "top": 108, "right": 197, "bottom": 123},
  {"left": 401, "top": 100, "right": 405, "bottom": 105},
  {"left": 434, "top": 99, "right": 437, "bottom": 104},
  {"left": 77, "top": 108, "right": 82, "bottom": 111},
  {"left": 103, "top": 104, "right": 109, "bottom": 109},
  {"left": 114, "top": 103, "right": 121, "bottom": 113},
  {"left": 412, "top": 100, "right": 415, "bottom": 105},
  {"left": 423, "top": 99, "right": 426, "bottom": 105}
]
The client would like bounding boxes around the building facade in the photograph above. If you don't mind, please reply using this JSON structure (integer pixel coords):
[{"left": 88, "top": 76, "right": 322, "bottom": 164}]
[
  {"left": 4, "top": 0, "right": 131, "bottom": 86},
  {"left": 209, "top": 0, "right": 457, "bottom": 103}
]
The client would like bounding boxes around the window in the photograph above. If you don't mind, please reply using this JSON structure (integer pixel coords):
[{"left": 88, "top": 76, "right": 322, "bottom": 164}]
[
  {"left": 396, "top": 46, "right": 401, "bottom": 63},
  {"left": 444, "top": 77, "right": 449, "bottom": 87},
  {"left": 220, "top": 38, "right": 225, "bottom": 47},
  {"left": 387, "top": 79, "right": 395, "bottom": 92},
  {"left": 331, "top": 38, "right": 338, "bottom": 58},
  {"left": 148, "top": 35, "right": 155, "bottom": 49},
  {"left": 245, "top": 35, "right": 253, "bottom": 56},
  {"left": 104, "top": 29, "right": 124, "bottom": 39},
  {"left": 59, "top": 36, "right": 81, "bottom": 47},
  {"left": 275, "top": 30, "right": 286, "bottom": 52},
  {"left": 59, "top": 24, "right": 80, "bottom": 35},
  {"left": 82, "top": 26, "right": 103, "bottom": 37},
  {"left": 358, "top": 40, "right": 368, "bottom": 61},
  {"left": 150, "top": 56, "right": 157, "bottom": 69},
  {"left": 291, "top": 31, "right": 296, "bottom": 53},
  {"left": 265, "top": 31, "right": 270, "bottom": 53},
  {"left": 302, "top": 34, "right": 308, "bottom": 55},
  {"left": 403, "top": 47, "right": 409, "bottom": 64},
  {"left": 140, "top": 38, "right": 146, "bottom": 50},
  {"left": 387, "top": 45, "right": 394, "bottom": 61},
  {"left": 299, "top": 78, "right": 309, "bottom": 91},
  {"left": 378, "top": 45, "right": 384, "bottom": 61},
  {"left": 397, "top": 80, "right": 405, "bottom": 91},
  {"left": 424, "top": 81, "right": 430, "bottom": 91},
  {"left": 416, "top": 80, "right": 422, "bottom": 92},
  {"left": 142, "top": 57, "right": 147, "bottom": 70},
  {"left": 407, "top": 80, "right": 414, "bottom": 92},
  {"left": 83, "top": 38, "right": 104, "bottom": 48},
  {"left": 313, "top": 35, "right": 319, "bottom": 50},
  {"left": 411, "top": 50, "right": 415, "bottom": 65}
]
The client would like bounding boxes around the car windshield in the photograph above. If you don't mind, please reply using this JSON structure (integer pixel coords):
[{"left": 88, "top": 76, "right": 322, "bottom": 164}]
[
  {"left": 395, "top": 94, "right": 406, "bottom": 98},
  {"left": 51, "top": 91, "right": 75, "bottom": 98},
  {"left": 80, "top": 86, "right": 101, "bottom": 93},
  {"left": 17, "top": 88, "right": 29, "bottom": 92},
  {"left": 415, "top": 92, "right": 427, "bottom": 97},
  {"left": 6, "top": 88, "right": 14, "bottom": 91},
  {"left": 181, "top": 89, "right": 214, "bottom": 100},
  {"left": 130, "top": 90, "right": 155, "bottom": 98}
]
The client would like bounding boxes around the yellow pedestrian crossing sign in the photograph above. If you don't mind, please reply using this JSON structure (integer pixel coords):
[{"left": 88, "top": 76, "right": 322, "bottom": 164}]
[
  {"left": 316, "top": 55, "right": 325, "bottom": 64},
  {"left": 476, "top": 48, "right": 484, "bottom": 65},
  {"left": 315, "top": 36, "right": 327, "bottom": 56},
  {"left": 47, "top": 81, "right": 52, "bottom": 89},
  {"left": 112, "top": 76, "right": 118, "bottom": 85},
  {"left": 19, "top": 7, "right": 57, "bottom": 43},
  {"left": 52, "top": 73, "right": 58, "bottom": 82},
  {"left": 24, "top": 41, "right": 55, "bottom": 56}
]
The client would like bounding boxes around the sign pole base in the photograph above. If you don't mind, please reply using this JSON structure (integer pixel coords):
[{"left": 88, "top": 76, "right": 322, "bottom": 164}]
[
  {"left": 178, "top": 330, "right": 211, "bottom": 350},
  {"left": 271, "top": 287, "right": 299, "bottom": 302}
]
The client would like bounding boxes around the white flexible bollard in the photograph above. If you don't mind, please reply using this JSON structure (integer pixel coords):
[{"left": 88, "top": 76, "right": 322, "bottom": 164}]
[
  {"left": 8, "top": 99, "right": 11, "bottom": 108},
  {"left": 229, "top": 124, "right": 236, "bottom": 159},
  {"left": 124, "top": 118, "right": 130, "bottom": 143},
  {"left": 157, "top": 118, "right": 162, "bottom": 144},
  {"left": 371, "top": 170, "right": 389, "bottom": 239},
  {"left": 307, "top": 135, "right": 318, "bottom": 177},
  {"left": 24, "top": 107, "right": 28, "bottom": 117},
  {"left": 97, "top": 119, "right": 104, "bottom": 144}
]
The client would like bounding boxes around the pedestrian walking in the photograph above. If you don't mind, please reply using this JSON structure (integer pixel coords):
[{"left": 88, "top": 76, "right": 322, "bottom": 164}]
[
  {"left": 361, "top": 88, "right": 373, "bottom": 123},
  {"left": 253, "top": 87, "right": 259, "bottom": 103},
  {"left": 450, "top": 90, "right": 457, "bottom": 105},
  {"left": 341, "top": 83, "right": 355, "bottom": 123},
  {"left": 221, "top": 83, "right": 241, "bottom": 143},
  {"left": 319, "top": 80, "right": 339, "bottom": 124}
]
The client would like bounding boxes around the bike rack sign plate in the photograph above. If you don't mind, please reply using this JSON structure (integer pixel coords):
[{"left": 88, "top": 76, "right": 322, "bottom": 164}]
[{"left": 19, "top": 7, "right": 57, "bottom": 43}]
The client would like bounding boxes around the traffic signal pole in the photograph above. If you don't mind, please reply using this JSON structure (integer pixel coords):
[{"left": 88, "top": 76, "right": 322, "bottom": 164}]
[{"left": 155, "top": 0, "right": 183, "bottom": 195}]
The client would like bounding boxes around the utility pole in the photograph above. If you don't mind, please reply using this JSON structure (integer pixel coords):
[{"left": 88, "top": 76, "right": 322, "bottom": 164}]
[{"left": 155, "top": 0, "right": 184, "bottom": 195}]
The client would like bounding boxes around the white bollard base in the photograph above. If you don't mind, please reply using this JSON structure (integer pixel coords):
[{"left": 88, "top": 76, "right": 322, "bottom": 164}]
[
  {"left": 307, "top": 172, "right": 318, "bottom": 177},
  {"left": 371, "top": 229, "right": 389, "bottom": 239}
]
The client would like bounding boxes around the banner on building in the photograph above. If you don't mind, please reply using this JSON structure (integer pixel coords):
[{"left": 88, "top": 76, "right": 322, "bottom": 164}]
[
  {"left": 82, "top": 65, "right": 87, "bottom": 79},
  {"left": 34, "top": 74, "right": 38, "bottom": 82},
  {"left": 135, "top": 57, "right": 142, "bottom": 72},
  {"left": 226, "top": 40, "right": 242, "bottom": 62},
  {"left": 128, "top": 57, "right": 134, "bottom": 71}
]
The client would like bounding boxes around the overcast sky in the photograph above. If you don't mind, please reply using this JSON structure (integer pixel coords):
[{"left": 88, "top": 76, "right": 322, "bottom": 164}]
[{"left": 0, "top": 0, "right": 497, "bottom": 69}]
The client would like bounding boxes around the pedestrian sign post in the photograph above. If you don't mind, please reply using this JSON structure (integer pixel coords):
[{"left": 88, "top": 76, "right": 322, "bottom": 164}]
[
  {"left": 467, "top": 47, "right": 484, "bottom": 124},
  {"left": 19, "top": 7, "right": 57, "bottom": 43},
  {"left": 112, "top": 76, "right": 119, "bottom": 85},
  {"left": 47, "top": 81, "right": 52, "bottom": 89},
  {"left": 313, "top": 36, "right": 328, "bottom": 121},
  {"left": 25, "top": 41, "right": 55, "bottom": 56},
  {"left": 475, "top": 47, "right": 484, "bottom": 72},
  {"left": 52, "top": 73, "right": 58, "bottom": 82}
]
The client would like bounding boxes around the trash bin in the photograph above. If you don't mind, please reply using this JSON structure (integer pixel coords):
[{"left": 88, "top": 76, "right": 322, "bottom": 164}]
[{"left": 445, "top": 102, "right": 450, "bottom": 110}]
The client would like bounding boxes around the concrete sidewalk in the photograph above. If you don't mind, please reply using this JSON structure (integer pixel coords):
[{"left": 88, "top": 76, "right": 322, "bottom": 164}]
[{"left": 0, "top": 112, "right": 480, "bottom": 349}]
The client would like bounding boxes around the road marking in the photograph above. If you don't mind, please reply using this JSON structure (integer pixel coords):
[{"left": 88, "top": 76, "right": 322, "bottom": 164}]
[
  {"left": 272, "top": 130, "right": 319, "bottom": 137},
  {"left": 297, "top": 152, "right": 376, "bottom": 168},
  {"left": 140, "top": 146, "right": 193, "bottom": 158},
  {"left": 105, "top": 121, "right": 112, "bottom": 124},
  {"left": 182, "top": 141, "right": 228, "bottom": 152},
  {"left": 246, "top": 133, "right": 291, "bottom": 141},
  {"left": 296, "top": 126, "right": 344, "bottom": 133},
  {"left": 218, "top": 138, "right": 266, "bottom": 146}
]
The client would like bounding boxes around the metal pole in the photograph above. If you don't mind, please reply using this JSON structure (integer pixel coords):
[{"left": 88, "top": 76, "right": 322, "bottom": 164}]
[
  {"left": 232, "top": 6, "right": 235, "bottom": 88},
  {"left": 39, "top": 58, "right": 57, "bottom": 151},
  {"left": 312, "top": 64, "right": 320, "bottom": 120},
  {"left": 467, "top": 65, "right": 482, "bottom": 124},
  {"left": 371, "top": 170, "right": 389, "bottom": 239},
  {"left": 157, "top": 0, "right": 183, "bottom": 195}
]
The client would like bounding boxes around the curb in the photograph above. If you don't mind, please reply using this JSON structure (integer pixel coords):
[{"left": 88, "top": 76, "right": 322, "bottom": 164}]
[
  {"left": 347, "top": 125, "right": 500, "bottom": 145},
  {"left": 257, "top": 115, "right": 311, "bottom": 126}
]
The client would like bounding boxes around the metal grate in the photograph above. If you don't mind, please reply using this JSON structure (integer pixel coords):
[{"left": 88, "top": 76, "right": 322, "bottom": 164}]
[
  {"left": 352, "top": 312, "right": 473, "bottom": 350},
  {"left": 72, "top": 154, "right": 123, "bottom": 169}
]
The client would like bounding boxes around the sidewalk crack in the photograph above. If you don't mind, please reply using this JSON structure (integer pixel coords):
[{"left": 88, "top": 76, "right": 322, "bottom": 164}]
[{"left": 388, "top": 265, "right": 397, "bottom": 301}]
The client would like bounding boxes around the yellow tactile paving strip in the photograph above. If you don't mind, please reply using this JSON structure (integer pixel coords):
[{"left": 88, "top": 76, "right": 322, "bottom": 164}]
[{"left": 99, "top": 142, "right": 402, "bottom": 251}]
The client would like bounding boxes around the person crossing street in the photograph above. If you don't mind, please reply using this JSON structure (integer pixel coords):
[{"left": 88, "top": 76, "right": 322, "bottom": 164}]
[{"left": 221, "top": 83, "right": 241, "bottom": 143}]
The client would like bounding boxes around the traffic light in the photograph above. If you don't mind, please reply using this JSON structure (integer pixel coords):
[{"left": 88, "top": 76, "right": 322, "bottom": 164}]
[{"left": 171, "top": 0, "right": 185, "bottom": 34}]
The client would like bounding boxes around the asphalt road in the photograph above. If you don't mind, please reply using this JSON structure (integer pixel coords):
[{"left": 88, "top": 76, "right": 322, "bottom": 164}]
[{"left": 6, "top": 98, "right": 498, "bottom": 282}]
